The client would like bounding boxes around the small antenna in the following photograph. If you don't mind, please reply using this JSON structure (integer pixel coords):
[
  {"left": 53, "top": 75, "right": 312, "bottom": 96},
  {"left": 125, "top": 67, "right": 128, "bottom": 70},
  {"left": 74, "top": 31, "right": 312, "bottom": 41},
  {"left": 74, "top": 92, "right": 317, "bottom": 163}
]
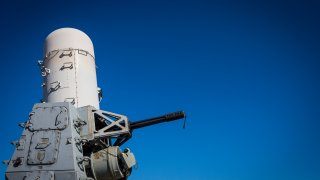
[{"left": 183, "top": 113, "right": 187, "bottom": 129}]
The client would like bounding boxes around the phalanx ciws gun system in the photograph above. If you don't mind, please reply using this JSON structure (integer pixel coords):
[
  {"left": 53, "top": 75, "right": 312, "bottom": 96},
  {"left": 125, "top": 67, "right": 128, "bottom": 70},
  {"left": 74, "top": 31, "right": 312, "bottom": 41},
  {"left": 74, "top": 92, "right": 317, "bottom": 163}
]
[{"left": 4, "top": 28, "right": 185, "bottom": 180}]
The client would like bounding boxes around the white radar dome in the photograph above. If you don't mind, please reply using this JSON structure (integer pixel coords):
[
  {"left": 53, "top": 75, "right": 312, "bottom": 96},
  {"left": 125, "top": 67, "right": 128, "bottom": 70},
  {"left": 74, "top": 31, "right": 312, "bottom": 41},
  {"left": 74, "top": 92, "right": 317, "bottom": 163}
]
[{"left": 44, "top": 28, "right": 95, "bottom": 57}]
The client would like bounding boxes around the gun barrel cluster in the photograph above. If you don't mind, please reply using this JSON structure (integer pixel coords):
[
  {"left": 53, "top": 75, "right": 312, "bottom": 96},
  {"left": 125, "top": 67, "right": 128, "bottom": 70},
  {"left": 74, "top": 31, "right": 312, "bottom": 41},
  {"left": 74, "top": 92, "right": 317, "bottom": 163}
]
[{"left": 130, "top": 111, "right": 186, "bottom": 130}]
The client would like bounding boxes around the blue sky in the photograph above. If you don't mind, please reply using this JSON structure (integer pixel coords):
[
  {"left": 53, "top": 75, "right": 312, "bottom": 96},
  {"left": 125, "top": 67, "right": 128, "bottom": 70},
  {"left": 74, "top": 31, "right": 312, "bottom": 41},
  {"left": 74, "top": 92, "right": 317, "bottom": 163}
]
[{"left": 1, "top": 0, "right": 319, "bottom": 179}]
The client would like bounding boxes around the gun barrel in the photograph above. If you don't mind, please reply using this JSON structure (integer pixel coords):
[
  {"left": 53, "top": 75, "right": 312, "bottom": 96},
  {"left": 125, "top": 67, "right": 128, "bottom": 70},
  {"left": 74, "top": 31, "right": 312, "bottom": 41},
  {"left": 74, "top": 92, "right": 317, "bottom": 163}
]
[{"left": 130, "top": 111, "right": 186, "bottom": 130}]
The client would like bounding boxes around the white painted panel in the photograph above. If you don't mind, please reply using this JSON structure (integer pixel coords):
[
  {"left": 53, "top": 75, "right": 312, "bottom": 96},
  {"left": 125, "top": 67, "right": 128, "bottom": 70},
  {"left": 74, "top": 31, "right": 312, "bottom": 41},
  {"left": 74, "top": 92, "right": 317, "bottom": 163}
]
[{"left": 42, "top": 28, "right": 99, "bottom": 109}]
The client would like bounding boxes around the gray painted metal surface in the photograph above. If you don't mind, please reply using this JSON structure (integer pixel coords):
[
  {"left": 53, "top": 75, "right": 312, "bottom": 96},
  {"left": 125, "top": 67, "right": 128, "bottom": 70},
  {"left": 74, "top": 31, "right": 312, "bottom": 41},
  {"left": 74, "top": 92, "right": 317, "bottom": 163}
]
[
  {"left": 5, "top": 102, "right": 137, "bottom": 180},
  {"left": 6, "top": 102, "right": 88, "bottom": 179},
  {"left": 4, "top": 28, "right": 185, "bottom": 180}
]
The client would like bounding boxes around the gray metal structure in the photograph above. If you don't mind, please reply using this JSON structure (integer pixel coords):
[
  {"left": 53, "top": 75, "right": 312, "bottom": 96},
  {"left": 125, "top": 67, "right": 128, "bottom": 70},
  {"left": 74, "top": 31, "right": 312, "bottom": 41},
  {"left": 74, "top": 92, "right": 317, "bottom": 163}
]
[{"left": 4, "top": 28, "right": 185, "bottom": 180}]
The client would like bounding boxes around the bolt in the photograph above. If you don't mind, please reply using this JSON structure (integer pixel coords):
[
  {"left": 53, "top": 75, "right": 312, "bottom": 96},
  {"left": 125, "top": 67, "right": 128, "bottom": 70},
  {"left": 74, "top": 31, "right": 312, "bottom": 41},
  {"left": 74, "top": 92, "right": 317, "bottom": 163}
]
[{"left": 13, "top": 158, "right": 22, "bottom": 167}]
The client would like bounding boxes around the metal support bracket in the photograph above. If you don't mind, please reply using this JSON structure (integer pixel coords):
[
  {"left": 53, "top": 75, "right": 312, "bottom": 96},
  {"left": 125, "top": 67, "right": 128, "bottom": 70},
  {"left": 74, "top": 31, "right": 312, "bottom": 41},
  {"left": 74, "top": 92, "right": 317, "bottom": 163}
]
[
  {"left": 60, "top": 62, "right": 73, "bottom": 70},
  {"left": 59, "top": 51, "right": 73, "bottom": 58},
  {"left": 50, "top": 81, "right": 61, "bottom": 91},
  {"left": 38, "top": 60, "right": 51, "bottom": 77},
  {"left": 74, "top": 118, "right": 87, "bottom": 134},
  {"left": 64, "top": 98, "right": 75, "bottom": 105},
  {"left": 93, "top": 109, "right": 130, "bottom": 139},
  {"left": 76, "top": 156, "right": 90, "bottom": 171}
]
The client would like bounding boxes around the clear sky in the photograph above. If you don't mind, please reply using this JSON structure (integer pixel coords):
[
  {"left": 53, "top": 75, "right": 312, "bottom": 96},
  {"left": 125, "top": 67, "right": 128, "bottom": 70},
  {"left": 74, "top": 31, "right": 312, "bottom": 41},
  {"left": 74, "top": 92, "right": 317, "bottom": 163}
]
[{"left": 0, "top": 0, "right": 319, "bottom": 179}]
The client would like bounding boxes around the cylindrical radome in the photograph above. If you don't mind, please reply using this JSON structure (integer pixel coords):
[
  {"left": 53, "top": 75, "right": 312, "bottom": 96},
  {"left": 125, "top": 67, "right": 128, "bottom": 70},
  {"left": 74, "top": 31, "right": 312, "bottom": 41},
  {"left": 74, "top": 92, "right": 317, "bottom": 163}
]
[{"left": 41, "top": 28, "right": 100, "bottom": 109}]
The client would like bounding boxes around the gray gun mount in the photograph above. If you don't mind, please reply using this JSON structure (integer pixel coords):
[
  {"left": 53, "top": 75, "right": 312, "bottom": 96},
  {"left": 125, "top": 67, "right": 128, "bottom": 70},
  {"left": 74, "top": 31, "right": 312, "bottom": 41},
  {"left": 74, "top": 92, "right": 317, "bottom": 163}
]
[{"left": 5, "top": 102, "right": 185, "bottom": 180}]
